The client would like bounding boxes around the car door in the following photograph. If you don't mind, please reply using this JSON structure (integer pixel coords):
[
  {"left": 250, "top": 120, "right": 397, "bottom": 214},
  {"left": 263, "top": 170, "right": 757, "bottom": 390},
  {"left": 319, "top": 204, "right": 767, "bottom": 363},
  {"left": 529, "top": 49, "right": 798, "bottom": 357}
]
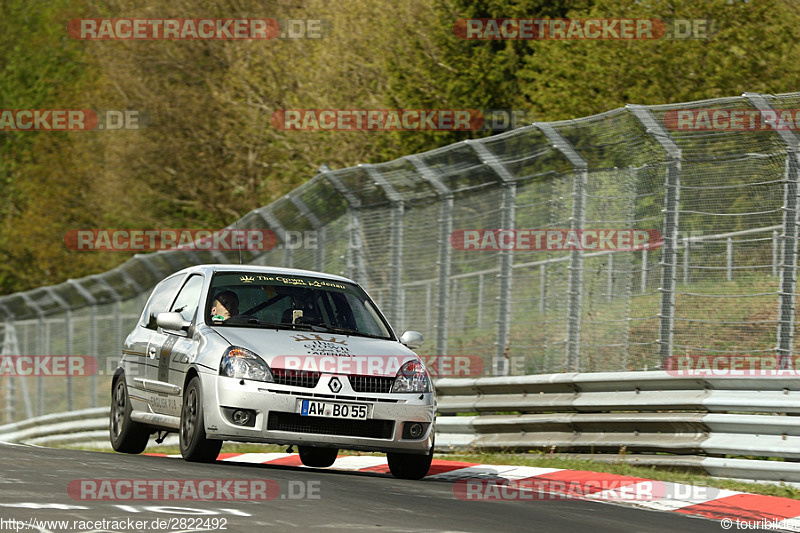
[
  {"left": 146, "top": 273, "right": 204, "bottom": 416},
  {"left": 123, "top": 274, "right": 185, "bottom": 413}
]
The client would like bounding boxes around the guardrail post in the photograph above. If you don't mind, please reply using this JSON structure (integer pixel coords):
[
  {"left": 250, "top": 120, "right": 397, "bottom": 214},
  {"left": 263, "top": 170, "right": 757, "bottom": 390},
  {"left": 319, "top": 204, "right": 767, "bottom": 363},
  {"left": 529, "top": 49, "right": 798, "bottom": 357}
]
[
  {"left": 319, "top": 165, "right": 368, "bottom": 288},
  {"left": 745, "top": 93, "right": 800, "bottom": 368},
  {"left": 363, "top": 165, "right": 405, "bottom": 328},
  {"left": 466, "top": 141, "right": 518, "bottom": 375},
  {"left": 536, "top": 124, "right": 588, "bottom": 372},
  {"left": 629, "top": 105, "right": 682, "bottom": 367},
  {"left": 406, "top": 155, "right": 453, "bottom": 354}
]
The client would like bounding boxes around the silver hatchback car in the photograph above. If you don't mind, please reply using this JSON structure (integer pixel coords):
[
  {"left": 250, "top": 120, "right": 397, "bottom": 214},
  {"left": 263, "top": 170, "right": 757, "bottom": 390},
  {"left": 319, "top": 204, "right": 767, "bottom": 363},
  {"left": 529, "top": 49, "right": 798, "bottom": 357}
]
[{"left": 110, "top": 264, "right": 436, "bottom": 479}]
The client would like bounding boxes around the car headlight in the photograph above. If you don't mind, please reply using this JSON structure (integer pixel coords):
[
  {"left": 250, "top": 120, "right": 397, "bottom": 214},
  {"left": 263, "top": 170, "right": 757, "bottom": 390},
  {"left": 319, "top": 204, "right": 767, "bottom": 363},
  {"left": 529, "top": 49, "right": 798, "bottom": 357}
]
[
  {"left": 219, "top": 346, "right": 274, "bottom": 382},
  {"left": 391, "top": 359, "right": 431, "bottom": 393}
]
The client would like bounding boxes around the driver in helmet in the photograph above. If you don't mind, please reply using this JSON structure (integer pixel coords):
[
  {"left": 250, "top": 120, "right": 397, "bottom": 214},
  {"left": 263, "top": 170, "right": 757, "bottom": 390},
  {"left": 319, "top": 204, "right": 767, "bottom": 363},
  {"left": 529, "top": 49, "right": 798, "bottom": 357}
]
[{"left": 211, "top": 290, "right": 239, "bottom": 323}]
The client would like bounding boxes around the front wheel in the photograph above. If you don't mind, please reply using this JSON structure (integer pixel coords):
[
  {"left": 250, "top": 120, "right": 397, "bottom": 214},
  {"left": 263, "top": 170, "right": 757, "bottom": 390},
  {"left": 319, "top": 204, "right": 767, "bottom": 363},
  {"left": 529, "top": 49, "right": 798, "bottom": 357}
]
[
  {"left": 109, "top": 376, "right": 150, "bottom": 454},
  {"left": 180, "top": 376, "right": 222, "bottom": 462},
  {"left": 387, "top": 442, "right": 434, "bottom": 480},
  {"left": 298, "top": 446, "right": 338, "bottom": 467}
]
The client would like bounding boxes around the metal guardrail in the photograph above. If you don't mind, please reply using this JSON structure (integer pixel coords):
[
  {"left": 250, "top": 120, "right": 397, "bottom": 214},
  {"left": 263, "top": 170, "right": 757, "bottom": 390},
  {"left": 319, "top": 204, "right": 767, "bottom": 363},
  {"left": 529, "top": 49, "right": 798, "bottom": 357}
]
[
  {"left": 2, "top": 372, "right": 800, "bottom": 484},
  {"left": 435, "top": 371, "right": 800, "bottom": 484},
  {"left": 0, "top": 406, "right": 181, "bottom": 448}
]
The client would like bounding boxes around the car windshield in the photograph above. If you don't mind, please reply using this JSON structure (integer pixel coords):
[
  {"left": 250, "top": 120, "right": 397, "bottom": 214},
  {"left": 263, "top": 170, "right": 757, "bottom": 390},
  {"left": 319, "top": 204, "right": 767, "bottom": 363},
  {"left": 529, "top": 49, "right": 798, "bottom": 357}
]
[{"left": 206, "top": 272, "right": 393, "bottom": 340}]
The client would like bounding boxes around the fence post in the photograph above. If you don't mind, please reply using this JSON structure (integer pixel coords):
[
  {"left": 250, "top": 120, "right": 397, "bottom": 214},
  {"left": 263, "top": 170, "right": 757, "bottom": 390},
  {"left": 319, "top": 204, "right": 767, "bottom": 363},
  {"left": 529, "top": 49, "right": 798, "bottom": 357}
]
[
  {"left": 425, "top": 281, "right": 432, "bottom": 331},
  {"left": 607, "top": 254, "right": 614, "bottom": 302},
  {"left": 629, "top": 105, "right": 682, "bottom": 367},
  {"left": 46, "top": 288, "right": 74, "bottom": 411},
  {"left": 727, "top": 237, "right": 733, "bottom": 282},
  {"left": 20, "top": 284, "right": 48, "bottom": 416},
  {"left": 257, "top": 207, "right": 293, "bottom": 269},
  {"left": 406, "top": 155, "right": 453, "bottom": 355},
  {"left": 536, "top": 124, "right": 588, "bottom": 372},
  {"left": 288, "top": 193, "right": 327, "bottom": 272},
  {"left": 641, "top": 249, "right": 648, "bottom": 293},
  {"left": 467, "top": 140, "right": 518, "bottom": 376},
  {"left": 363, "top": 165, "right": 405, "bottom": 327},
  {"left": 773, "top": 230, "right": 779, "bottom": 277},
  {"left": 683, "top": 236, "right": 690, "bottom": 284},
  {"left": 539, "top": 264, "right": 547, "bottom": 313},
  {"left": 2, "top": 319, "right": 17, "bottom": 422},
  {"left": 745, "top": 93, "right": 799, "bottom": 368},
  {"left": 319, "top": 165, "right": 368, "bottom": 288},
  {"left": 68, "top": 280, "right": 99, "bottom": 408},
  {"left": 95, "top": 274, "right": 127, "bottom": 380},
  {"left": 477, "top": 273, "right": 484, "bottom": 325}
]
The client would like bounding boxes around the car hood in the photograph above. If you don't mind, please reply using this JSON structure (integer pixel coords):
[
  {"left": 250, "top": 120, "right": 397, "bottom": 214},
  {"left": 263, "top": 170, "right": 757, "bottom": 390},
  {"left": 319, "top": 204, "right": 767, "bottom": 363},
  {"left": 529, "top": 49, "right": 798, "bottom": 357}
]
[{"left": 211, "top": 326, "right": 419, "bottom": 377}]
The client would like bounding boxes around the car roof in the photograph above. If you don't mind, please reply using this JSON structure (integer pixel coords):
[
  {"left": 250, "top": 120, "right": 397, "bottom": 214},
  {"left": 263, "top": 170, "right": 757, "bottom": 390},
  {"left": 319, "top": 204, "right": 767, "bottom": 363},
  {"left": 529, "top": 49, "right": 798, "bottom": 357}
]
[{"left": 170, "top": 264, "right": 357, "bottom": 285}]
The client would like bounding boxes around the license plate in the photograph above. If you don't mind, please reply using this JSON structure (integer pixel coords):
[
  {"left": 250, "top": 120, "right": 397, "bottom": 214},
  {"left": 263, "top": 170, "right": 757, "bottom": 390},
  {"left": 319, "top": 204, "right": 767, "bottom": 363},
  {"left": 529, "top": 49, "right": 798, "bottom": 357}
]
[{"left": 299, "top": 399, "right": 370, "bottom": 420}]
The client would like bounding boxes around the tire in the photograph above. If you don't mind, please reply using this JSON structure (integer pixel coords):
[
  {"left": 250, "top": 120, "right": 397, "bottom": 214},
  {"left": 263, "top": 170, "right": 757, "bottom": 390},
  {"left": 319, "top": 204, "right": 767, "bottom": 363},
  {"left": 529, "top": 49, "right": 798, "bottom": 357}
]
[
  {"left": 387, "top": 439, "right": 434, "bottom": 480},
  {"left": 298, "top": 446, "right": 338, "bottom": 468},
  {"left": 109, "top": 376, "right": 150, "bottom": 454},
  {"left": 180, "top": 376, "right": 222, "bottom": 462}
]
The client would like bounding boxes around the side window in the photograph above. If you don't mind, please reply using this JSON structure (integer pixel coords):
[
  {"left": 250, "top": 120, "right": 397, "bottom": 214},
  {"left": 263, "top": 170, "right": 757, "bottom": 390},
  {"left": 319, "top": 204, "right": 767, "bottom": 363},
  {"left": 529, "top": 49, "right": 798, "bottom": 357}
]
[
  {"left": 140, "top": 275, "right": 186, "bottom": 330},
  {"left": 170, "top": 275, "right": 205, "bottom": 323}
]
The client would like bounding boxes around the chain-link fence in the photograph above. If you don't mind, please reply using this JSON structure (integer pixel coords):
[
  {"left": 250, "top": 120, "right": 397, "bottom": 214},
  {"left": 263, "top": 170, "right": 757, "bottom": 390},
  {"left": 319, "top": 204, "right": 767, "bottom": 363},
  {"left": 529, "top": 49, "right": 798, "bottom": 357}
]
[{"left": 2, "top": 91, "right": 799, "bottom": 422}]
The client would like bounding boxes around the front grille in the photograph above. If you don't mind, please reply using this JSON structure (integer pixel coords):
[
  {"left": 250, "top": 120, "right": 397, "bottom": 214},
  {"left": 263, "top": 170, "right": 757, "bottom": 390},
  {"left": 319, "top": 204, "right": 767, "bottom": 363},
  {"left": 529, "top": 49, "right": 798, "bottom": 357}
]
[
  {"left": 268, "top": 412, "right": 394, "bottom": 439},
  {"left": 260, "top": 388, "right": 402, "bottom": 403},
  {"left": 273, "top": 369, "right": 321, "bottom": 388},
  {"left": 349, "top": 375, "right": 394, "bottom": 394}
]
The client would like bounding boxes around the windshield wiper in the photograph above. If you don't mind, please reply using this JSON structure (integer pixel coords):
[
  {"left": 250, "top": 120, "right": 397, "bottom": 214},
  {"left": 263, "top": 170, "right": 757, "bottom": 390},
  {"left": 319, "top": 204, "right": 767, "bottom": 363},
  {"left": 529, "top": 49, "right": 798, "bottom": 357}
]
[
  {"left": 218, "top": 317, "right": 388, "bottom": 338},
  {"left": 223, "top": 317, "right": 329, "bottom": 332},
  {"left": 309, "top": 324, "right": 389, "bottom": 339}
]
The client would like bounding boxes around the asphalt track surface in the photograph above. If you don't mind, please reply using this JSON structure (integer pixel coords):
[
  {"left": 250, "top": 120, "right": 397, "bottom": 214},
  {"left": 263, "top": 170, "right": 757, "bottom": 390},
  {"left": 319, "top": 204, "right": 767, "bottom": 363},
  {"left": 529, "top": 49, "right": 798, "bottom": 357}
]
[{"left": 0, "top": 442, "right": 723, "bottom": 532}]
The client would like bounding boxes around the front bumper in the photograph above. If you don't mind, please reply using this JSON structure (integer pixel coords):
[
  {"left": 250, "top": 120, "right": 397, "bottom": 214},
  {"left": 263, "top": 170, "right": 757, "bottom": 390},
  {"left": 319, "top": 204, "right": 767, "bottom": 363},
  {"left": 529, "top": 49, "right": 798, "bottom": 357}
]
[{"left": 200, "top": 372, "right": 436, "bottom": 454}]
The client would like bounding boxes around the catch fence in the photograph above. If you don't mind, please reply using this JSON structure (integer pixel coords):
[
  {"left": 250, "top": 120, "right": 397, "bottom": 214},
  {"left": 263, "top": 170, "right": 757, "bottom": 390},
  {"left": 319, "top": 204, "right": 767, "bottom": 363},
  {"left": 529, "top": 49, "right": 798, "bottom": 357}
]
[{"left": 1, "top": 91, "right": 799, "bottom": 421}]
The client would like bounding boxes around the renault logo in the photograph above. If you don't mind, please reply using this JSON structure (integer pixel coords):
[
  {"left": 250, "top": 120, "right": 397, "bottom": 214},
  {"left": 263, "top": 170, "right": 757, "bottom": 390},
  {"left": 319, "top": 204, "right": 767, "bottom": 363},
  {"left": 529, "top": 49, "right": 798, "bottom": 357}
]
[{"left": 328, "top": 377, "right": 342, "bottom": 393}]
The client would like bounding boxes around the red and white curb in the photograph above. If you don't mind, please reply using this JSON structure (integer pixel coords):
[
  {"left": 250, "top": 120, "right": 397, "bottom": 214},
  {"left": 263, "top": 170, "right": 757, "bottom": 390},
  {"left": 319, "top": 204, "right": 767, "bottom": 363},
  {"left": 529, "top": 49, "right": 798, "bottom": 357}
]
[{"left": 147, "top": 452, "right": 800, "bottom": 531}]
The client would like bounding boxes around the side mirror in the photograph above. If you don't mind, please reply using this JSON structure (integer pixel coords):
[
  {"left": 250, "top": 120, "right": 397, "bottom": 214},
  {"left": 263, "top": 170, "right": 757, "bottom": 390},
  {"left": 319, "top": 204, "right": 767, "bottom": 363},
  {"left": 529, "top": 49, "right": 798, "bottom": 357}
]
[
  {"left": 399, "top": 330, "right": 424, "bottom": 350},
  {"left": 156, "top": 312, "right": 190, "bottom": 332}
]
